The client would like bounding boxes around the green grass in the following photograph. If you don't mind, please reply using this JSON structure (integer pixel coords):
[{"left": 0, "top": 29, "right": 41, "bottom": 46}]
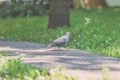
[
  {"left": 0, "top": 7, "right": 120, "bottom": 58},
  {"left": 0, "top": 58, "right": 40, "bottom": 80},
  {"left": 0, "top": 58, "right": 77, "bottom": 80},
  {"left": 0, "top": 52, "right": 8, "bottom": 57}
]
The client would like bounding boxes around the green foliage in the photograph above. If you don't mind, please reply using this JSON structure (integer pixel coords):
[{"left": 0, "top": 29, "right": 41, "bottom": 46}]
[
  {"left": 45, "top": 65, "right": 77, "bottom": 80},
  {"left": 0, "top": 58, "right": 40, "bottom": 80},
  {"left": 0, "top": 2, "right": 47, "bottom": 18},
  {"left": 0, "top": 7, "right": 120, "bottom": 58},
  {"left": 102, "top": 67, "right": 111, "bottom": 80},
  {"left": 0, "top": 52, "right": 8, "bottom": 57},
  {"left": 40, "top": 68, "right": 49, "bottom": 76}
]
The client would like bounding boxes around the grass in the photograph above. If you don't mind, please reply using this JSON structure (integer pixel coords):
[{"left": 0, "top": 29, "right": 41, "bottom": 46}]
[
  {"left": 0, "top": 7, "right": 120, "bottom": 58},
  {"left": 0, "top": 58, "right": 77, "bottom": 80},
  {"left": 0, "top": 58, "right": 40, "bottom": 80},
  {"left": 0, "top": 52, "right": 8, "bottom": 57}
]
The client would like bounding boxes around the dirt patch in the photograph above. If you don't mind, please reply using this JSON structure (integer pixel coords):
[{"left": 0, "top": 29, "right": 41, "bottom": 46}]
[{"left": 0, "top": 39, "right": 120, "bottom": 80}]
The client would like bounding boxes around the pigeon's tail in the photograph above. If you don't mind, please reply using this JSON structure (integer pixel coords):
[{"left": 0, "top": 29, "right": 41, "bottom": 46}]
[{"left": 47, "top": 43, "right": 53, "bottom": 48}]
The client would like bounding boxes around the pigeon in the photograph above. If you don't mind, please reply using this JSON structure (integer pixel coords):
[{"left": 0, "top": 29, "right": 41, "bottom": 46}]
[{"left": 47, "top": 32, "right": 70, "bottom": 49}]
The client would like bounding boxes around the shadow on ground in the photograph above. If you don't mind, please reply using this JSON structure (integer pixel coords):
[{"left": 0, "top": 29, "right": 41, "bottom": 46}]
[{"left": 0, "top": 39, "right": 120, "bottom": 72}]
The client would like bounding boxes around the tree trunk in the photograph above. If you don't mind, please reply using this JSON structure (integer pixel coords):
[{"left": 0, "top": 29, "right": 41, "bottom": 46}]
[
  {"left": 80, "top": 0, "right": 107, "bottom": 9},
  {"left": 33, "top": 0, "right": 37, "bottom": 5},
  {"left": 48, "top": 0, "right": 70, "bottom": 29},
  {"left": 18, "top": 0, "right": 23, "bottom": 4}
]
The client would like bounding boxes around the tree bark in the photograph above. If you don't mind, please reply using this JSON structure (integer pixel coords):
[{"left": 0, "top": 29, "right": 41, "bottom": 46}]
[
  {"left": 48, "top": 0, "right": 70, "bottom": 29},
  {"left": 33, "top": 0, "right": 37, "bottom": 5}
]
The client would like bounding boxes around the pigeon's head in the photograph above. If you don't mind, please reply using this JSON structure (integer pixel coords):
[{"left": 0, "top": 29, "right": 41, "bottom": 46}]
[{"left": 66, "top": 32, "right": 70, "bottom": 36}]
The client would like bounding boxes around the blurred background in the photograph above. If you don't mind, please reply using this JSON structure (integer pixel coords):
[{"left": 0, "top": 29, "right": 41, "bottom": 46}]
[{"left": 0, "top": 0, "right": 120, "bottom": 18}]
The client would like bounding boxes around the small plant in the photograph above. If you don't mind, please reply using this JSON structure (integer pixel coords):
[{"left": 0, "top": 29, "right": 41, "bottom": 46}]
[
  {"left": 47, "top": 65, "right": 77, "bottom": 80},
  {"left": 0, "top": 52, "right": 8, "bottom": 57},
  {"left": 102, "top": 67, "right": 111, "bottom": 80},
  {"left": 40, "top": 68, "right": 49, "bottom": 76},
  {"left": 0, "top": 58, "right": 40, "bottom": 80}
]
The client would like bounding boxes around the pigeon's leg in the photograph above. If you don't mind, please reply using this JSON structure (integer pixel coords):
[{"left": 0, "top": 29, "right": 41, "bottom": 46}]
[
  {"left": 58, "top": 46, "right": 60, "bottom": 50},
  {"left": 64, "top": 44, "right": 67, "bottom": 48}
]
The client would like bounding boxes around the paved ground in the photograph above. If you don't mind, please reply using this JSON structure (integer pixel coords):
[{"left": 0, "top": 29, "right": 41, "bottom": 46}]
[{"left": 0, "top": 39, "right": 120, "bottom": 80}]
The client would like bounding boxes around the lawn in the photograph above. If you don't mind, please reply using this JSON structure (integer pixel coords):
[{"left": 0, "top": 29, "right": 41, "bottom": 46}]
[{"left": 0, "top": 7, "right": 120, "bottom": 58}]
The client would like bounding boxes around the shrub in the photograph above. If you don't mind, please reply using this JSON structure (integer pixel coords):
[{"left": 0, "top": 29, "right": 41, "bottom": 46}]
[
  {"left": 0, "top": 52, "right": 8, "bottom": 58},
  {"left": 0, "top": 58, "right": 40, "bottom": 80},
  {"left": 0, "top": 2, "right": 47, "bottom": 18}
]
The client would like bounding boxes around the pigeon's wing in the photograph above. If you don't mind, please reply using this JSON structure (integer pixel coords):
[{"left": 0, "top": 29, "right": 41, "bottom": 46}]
[
  {"left": 53, "top": 36, "right": 67, "bottom": 45},
  {"left": 47, "top": 36, "right": 67, "bottom": 48}
]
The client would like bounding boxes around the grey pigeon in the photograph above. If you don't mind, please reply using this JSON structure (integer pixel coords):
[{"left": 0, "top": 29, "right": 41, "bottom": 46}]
[{"left": 48, "top": 32, "right": 70, "bottom": 49}]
